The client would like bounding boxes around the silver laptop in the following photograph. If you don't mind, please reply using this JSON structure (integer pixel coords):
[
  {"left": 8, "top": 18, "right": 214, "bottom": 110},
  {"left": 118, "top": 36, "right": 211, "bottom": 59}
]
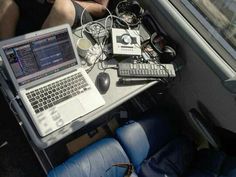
[{"left": 0, "top": 24, "right": 105, "bottom": 137}]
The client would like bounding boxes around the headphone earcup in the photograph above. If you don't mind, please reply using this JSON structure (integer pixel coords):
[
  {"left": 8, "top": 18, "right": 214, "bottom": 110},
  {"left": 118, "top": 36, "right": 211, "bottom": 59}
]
[
  {"left": 131, "top": 0, "right": 144, "bottom": 17},
  {"left": 159, "top": 45, "right": 176, "bottom": 63},
  {"left": 114, "top": 0, "right": 143, "bottom": 28}
]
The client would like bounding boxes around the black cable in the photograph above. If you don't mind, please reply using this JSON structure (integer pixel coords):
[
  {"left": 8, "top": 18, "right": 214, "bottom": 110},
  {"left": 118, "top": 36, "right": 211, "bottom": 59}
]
[{"left": 86, "top": 23, "right": 110, "bottom": 73}]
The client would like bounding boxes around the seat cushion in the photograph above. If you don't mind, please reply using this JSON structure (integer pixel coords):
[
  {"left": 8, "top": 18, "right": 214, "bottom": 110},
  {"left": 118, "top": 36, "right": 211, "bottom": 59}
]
[
  {"left": 47, "top": 138, "right": 134, "bottom": 177},
  {"left": 116, "top": 121, "right": 150, "bottom": 171},
  {"left": 139, "top": 136, "right": 196, "bottom": 177},
  {"left": 220, "top": 156, "right": 236, "bottom": 177},
  {"left": 115, "top": 112, "right": 177, "bottom": 171},
  {"left": 186, "top": 149, "right": 226, "bottom": 177}
]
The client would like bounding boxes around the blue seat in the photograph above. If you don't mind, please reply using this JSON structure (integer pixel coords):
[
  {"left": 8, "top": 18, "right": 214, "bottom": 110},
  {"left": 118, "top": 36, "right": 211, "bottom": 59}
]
[
  {"left": 115, "top": 111, "right": 236, "bottom": 177},
  {"left": 47, "top": 111, "right": 236, "bottom": 177},
  {"left": 47, "top": 138, "right": 138, "bottom": 177}
]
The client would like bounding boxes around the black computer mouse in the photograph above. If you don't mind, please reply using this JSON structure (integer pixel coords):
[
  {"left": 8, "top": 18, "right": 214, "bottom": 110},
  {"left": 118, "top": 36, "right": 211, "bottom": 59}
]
[{"left": 96, "top": 72, "right": 110, "bottom": 94}]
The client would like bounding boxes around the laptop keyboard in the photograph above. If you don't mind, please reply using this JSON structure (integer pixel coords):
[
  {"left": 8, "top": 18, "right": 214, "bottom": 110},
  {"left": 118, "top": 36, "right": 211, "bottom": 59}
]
[{"left": 26, "top": 73, "right": 91, "bottom": 114}]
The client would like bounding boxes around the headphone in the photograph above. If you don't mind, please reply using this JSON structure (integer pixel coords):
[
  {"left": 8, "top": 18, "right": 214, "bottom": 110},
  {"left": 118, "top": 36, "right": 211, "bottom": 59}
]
[
  {"left": 150, "top": 32, "right": 177, "bottom": 63},
  {"left": 142, "top": 11, "right": 177, "bottom": 63},
  {"left": 115, "top": 0, "right": 144, "bottom": 28}
]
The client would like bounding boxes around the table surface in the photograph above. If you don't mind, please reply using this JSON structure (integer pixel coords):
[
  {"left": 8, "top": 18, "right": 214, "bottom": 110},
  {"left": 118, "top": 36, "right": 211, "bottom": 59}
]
[{"left": 0, "top": 22, "right": 158, "bottom": 149}]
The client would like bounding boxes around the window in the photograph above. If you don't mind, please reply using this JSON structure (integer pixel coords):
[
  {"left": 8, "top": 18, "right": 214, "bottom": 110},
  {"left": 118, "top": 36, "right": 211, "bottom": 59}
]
[{"left": 170, "top": 0, "right": 236, "bottom": 69}]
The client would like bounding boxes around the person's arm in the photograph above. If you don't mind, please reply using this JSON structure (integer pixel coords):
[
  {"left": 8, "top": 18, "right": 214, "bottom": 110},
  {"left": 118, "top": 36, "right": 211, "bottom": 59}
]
[
  {"left": 93, "top": 0, "right": 109, "bottom": 7},
  {"left": 74, "top": 0, "right": 109, "bottom": 17}
]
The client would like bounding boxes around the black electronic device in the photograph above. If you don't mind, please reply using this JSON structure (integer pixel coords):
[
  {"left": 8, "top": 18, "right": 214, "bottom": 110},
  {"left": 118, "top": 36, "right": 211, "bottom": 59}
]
[
  {"left": 118, "top": 77, "right": 159, "bottom": 85},
  {"left": 141, "top": 11, "right": 164, "bottom": 35},
  {"left": 141, "top": 11, "right": 178, "bottom": 63},
  {"left": 150, "top": 32, "right": 177, "bottom": 63},
  {"left": 114, "top": 0, "right": 144, "bottom": 28},
  {"left": 96, "top": 72, "right": 110, "bottom": 94},
  {"left": 117, "top": 62, "right": 176, "bottom": 78}
]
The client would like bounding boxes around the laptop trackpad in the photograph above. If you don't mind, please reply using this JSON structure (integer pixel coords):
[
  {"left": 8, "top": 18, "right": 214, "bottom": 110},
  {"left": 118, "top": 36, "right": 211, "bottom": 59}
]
[{"left": 57, "top": 98, "right": 85, "bottom": 119}]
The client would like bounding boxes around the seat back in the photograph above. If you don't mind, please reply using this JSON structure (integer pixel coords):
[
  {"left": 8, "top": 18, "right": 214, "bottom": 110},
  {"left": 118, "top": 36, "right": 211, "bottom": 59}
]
[
  {"left": 47, "top": 138, "right": 131, "bottom": 177},
  {"left": 115, "top": 112, "right": 177, "bottom": 171}
]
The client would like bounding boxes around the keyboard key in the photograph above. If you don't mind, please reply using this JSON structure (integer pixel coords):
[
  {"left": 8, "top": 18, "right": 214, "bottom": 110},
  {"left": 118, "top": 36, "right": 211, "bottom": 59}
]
[{"left": 27, "top": 73, "right": 90, "bottom": 114}]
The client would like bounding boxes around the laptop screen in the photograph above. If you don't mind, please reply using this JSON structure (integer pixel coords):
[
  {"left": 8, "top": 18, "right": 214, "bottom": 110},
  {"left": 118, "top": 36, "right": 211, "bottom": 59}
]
[{"left": 2, "top": 28, "right": 78, "bottom": 86}]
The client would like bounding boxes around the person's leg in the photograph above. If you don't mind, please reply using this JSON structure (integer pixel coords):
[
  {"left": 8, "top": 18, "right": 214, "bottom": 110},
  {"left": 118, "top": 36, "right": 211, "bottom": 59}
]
[
  {"left": 71, "top": 1, "right": 93, "bottom": 28},
  {"left": 42, "top": 0, "right": 76, "bottom": 29},
  {"left": 74, "top": 0, "right": 108, "bottom": 18},
  {"left": 0, "top": 0, "right": 19, "bottom": 39},
  {"left": 94, "top": 0, "right": 109, "bottom": 7},
  {"left": 16, "top": 0, "right": 52, "bottom": 35}
]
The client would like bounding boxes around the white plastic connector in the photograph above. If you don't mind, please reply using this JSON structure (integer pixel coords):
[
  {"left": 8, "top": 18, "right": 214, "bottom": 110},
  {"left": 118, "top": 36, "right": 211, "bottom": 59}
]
[{"left": 84, "top": 44, "right": 106, "bottom": 65}]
